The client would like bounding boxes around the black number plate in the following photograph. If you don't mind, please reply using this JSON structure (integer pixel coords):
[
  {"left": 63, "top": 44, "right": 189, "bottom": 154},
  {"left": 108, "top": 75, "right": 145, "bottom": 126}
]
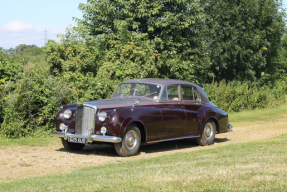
[{"left": 68, "top": 136, "right": 88, "bottom": 144}]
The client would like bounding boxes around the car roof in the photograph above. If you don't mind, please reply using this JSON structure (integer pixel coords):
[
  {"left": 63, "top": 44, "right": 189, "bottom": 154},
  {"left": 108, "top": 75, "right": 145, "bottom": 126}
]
[
  {"left": 121, "top": 78, "right": 197, "bottom": 86},
  {"left": 120, "top": 78, "right": 210, "bottom": 103}
]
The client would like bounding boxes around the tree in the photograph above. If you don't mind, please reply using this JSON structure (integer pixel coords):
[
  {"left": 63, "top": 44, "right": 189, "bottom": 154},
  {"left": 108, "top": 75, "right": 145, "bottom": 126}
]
[
  {"left": 72, "top": 0, "right": 211, "bottom": 83},
  {"left": 203, "top": 0, "right": 285, "bottom": 82},
  {"left": 271, "top": 34, "right": 287, "bottom": 82}
]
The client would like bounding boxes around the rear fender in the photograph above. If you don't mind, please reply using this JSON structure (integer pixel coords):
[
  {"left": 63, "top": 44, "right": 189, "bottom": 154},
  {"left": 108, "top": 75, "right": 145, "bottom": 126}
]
[{"left": 197, "top": 105, "right": 218, "bottom": 135}]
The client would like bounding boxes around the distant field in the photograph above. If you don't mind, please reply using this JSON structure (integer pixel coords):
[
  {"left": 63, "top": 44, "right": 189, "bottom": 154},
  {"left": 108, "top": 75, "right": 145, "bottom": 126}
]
[{"left": 0, "top": 104, "right": 286, "bottom": 191}]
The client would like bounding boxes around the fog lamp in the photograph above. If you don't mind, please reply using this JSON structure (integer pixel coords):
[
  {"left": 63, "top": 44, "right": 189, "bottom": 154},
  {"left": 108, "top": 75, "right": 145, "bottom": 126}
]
[
  {"left": 60, "top": 123, "right": 67, "bottom": 131},
  {"left": 98, "top": 111, "right": 107, "bottom": 122},
  {"left": 101, "top": 126, "right": 107, "bottom": 136}
]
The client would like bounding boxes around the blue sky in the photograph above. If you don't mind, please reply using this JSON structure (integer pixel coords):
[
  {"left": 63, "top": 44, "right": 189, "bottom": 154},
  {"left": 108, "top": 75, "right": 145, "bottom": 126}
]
[
  {"left": 0, "top": 0, "right": 287, "bottom": 49},
  {"left": 0, "top": 0, "right": 86, "bottom": 49}
]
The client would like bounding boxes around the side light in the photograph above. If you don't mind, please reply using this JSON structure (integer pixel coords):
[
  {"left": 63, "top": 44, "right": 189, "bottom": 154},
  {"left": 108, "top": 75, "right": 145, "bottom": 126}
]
[
  {"left": 60, "top": 123, "right": 67, "bottom": 131},
  {"left": 98, "top": 111, "right": 107, "bottom": 122},
  {"left": 101, "top": 126, "right": 107, "bottom": 136},
  {"left": 63, "top": 109, "right": 72, "bottom": 119}
]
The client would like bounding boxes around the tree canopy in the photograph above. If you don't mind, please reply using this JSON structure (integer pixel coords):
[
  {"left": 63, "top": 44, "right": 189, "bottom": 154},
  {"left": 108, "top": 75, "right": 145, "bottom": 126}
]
[
  {"left": 203, "top": 0, "right": 285, "bottom": 82},
  {"left": 46, "top": 0, "right": 285, "bottom": 86}
]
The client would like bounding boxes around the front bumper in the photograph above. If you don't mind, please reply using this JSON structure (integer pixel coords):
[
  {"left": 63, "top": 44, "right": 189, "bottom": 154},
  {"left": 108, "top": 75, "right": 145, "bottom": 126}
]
[{"left": 52, "top": 130, "right": 122, "bottom": 143}]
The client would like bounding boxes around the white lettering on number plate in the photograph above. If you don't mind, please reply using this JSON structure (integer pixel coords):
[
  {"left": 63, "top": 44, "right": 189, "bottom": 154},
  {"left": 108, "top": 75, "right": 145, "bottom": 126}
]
[{"left": 68, "top": 137, "right": 87, "bottom": 144}]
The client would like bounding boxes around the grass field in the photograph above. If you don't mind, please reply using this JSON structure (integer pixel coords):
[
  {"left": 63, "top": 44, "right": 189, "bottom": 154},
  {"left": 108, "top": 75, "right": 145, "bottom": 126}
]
[
  {"left": 0, "top": 134, "right": 286, "bottom": 191},
  {"left": 0, "top": 136, "right": 58, "bottom": 147},
  {"left": 0, "top": 104, "right": 286, "bottom": 191}
]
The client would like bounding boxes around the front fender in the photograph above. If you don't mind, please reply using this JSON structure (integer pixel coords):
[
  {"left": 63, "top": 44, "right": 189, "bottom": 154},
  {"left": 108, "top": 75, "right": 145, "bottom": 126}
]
[{"left": 120, "top": 118, "right": 145, "bottom": 138}]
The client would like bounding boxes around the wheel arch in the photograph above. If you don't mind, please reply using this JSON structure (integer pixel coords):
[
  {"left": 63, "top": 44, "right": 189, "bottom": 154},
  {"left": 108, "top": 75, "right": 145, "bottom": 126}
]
[
  {"left": 131, "top": 121, "right": 146, "bottom": 143},
  {"left": 122, "top": 120, "right": 146, "bottom": 143},
  {"left": 206, "top": 117, "right": 219, "bottom": 133}
]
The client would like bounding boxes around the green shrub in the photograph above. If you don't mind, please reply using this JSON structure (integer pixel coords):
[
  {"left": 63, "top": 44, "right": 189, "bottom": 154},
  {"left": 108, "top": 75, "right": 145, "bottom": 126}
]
[
  {"left": 203, "top": 80, "right": 287, "bottom": 112},
  {"left": 1, "top": 64, "right": 73, "bottom": 138},
  {"left": 0, "top": 63, "right": 112, "bottom": 138},
  {"left": 0, "top": 52, "right": 24, "bottom": 125}
]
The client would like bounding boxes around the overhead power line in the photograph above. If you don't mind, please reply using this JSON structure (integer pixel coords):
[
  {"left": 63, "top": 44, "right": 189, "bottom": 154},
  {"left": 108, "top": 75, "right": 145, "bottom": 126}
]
[{"left": 42, "top": 28, "right": 49, "bottom": 45}]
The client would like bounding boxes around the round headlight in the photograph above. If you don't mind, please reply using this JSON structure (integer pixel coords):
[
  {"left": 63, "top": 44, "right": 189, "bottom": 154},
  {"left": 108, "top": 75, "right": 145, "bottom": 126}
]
[
  {"left": 98, "top": 111, "right": 107, "bottom": 122},
  {"left": 63, "top": 109, "right": 72, "bottom": 119}
]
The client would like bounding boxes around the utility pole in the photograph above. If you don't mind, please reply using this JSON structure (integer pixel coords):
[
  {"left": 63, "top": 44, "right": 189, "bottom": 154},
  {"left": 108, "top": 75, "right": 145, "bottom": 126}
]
[{"left": 42, "top": 28, "right": 49, "bottom": 45}]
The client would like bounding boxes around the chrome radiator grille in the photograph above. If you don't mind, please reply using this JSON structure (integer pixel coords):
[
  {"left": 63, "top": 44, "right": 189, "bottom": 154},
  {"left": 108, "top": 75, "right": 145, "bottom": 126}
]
[{"left": 75, "top": 104, "right": 96, "bottom": 135}]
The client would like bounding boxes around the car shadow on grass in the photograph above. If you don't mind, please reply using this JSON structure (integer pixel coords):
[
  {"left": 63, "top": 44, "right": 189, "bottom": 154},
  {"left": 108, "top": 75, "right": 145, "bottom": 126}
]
[
  {"left": 56, "top": 137, "right": 229, "bottom": 157},
  {"left": 56, "top": 143, "right": 119, "bottom": 157},
  {"left": 140, "top": 137, "right": 228, "bottom": 154}
]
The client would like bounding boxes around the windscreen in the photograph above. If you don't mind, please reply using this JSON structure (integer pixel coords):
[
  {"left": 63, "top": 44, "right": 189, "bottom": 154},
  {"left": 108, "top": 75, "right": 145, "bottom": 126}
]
[{"left": 112, "top": 83, "right": 161, "bottom": 100}]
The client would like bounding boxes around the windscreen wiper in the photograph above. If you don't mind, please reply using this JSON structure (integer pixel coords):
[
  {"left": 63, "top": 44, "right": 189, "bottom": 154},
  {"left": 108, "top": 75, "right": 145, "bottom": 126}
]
[
  {"left": 121, "top": 88, "right": 135, "bottom": 98},
  {"left": 142, "top": 92, "right": 157, "bottom": 98}
]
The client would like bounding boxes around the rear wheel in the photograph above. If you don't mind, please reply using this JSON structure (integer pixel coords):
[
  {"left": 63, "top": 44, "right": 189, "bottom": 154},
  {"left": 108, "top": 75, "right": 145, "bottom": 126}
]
[
  {"left": 196, "top": 120, "right": 216, "bottom": 146},
  {"left": 114, "top": 124, "right": 141, "bottom": 157},
  {"left": 61, "top": 138, "right": 85, "bottom": 151}
]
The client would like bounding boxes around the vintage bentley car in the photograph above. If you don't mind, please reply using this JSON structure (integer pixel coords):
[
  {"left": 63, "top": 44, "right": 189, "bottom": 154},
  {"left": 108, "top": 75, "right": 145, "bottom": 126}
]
[{"left": 53, "top": 79, "right": 233, "bottom": 156}]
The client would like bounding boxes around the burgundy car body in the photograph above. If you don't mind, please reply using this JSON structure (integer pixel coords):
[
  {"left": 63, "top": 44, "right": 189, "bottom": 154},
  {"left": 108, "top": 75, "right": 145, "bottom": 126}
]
[{"left": 53, "top": 79, "right": 232, "bottom": 156}]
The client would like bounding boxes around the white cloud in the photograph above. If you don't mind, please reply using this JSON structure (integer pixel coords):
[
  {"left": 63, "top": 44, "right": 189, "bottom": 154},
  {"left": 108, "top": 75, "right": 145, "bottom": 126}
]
[
  {"left": 0, "top": 21, "right": 65, "bottom": 49},
  {"left": 0, "top": 20, "right": 42, "bottom": 33}
]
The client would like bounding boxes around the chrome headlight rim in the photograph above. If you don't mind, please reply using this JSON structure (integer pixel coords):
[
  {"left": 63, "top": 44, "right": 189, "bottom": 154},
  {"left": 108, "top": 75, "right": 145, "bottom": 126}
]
[
  {"left": 101, "top": 126, "right": 107, "bottom": 135},
  {"left": 59, "top": 123, "right": 67, "bottom": 131},
  {"left": 63, "top": 109, "right": 72, "bottom": 120},
  {"left": 98, "top": 111, "right": 107, "bottom": 122}
]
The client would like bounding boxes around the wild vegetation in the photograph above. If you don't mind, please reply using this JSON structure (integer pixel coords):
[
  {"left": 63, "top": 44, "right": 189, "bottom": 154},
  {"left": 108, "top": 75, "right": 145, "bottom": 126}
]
[{"left": 0, "top": 0, "right": 287, "bottom": 138}]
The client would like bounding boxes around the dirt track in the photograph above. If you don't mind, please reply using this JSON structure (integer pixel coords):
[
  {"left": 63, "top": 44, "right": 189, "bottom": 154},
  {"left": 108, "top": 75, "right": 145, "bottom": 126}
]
[{"left": 1, "top": 117, "right": 287, "bottom": 183}]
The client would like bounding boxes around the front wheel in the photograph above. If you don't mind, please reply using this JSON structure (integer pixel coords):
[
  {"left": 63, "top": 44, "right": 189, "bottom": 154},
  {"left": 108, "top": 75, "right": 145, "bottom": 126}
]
[
  {"left": 61, "top": 138, "right": 85, "bottom": 151},
  {"left": 114, "top": 124, "right": 141, "bottom": 157},
  {"left": 196, "top": 120, "right": 216, "bottom": 146}
]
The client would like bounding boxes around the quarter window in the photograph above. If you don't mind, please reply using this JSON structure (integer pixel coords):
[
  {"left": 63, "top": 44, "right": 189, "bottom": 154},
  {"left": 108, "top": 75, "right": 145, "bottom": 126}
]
[{"left": 181, "top": 85, "right": 200, "bottom": 101}]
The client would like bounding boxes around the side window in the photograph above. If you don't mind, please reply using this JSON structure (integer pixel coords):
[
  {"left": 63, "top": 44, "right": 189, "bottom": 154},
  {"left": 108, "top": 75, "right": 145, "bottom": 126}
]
[
  {"left": 181, "top": 85, "right": 193, "bottom": 100},
  {"left": 181, "top": 85, "right": 200, "bottom": 101},
  {"left": 161, "top": 85, "right": 179, "bottom": 101}
]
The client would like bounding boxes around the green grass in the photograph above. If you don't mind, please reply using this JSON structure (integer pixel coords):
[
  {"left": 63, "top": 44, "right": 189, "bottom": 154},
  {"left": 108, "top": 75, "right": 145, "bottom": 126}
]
[
  {"left": 229, "top": 102, "right": 287, "bottom": 123},
  {"left": 0, "top": 136, "right": 58, "bottom": 148},
  {"left": 0, "top": 134, "right": 286, "bottom": 191}
]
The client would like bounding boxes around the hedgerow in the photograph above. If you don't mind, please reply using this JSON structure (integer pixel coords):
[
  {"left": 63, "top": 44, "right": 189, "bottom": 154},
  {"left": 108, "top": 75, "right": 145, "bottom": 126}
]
[{"left": 203, "top": 80, "right": 287, "bottom": 112}]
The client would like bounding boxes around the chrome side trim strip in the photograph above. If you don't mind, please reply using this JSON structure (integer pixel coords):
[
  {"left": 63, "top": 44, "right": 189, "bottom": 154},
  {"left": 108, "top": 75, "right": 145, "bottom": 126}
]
[
  {"left": 147, "top": 135, "right": 199, "bottom": 144},
  {"left": 52, "top": 131, "right": 122, "bottom": 143}
]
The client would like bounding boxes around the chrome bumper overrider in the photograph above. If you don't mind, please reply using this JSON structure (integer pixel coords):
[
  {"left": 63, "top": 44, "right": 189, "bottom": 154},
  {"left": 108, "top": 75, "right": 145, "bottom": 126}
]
[
  {"left": 228, "top": 124, "right": 233, "bottom": 132},
  {"left": 52, "top": 130, "right": 122, "bottom": 143}
]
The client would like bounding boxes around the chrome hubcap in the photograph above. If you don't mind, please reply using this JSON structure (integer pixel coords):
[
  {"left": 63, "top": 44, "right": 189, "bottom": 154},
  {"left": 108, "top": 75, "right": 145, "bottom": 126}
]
[
  {"left": 125, "top": 130, "right": 138, "bottom": 151},
  {"left": 204, "top": 123, "right": 214, "bottom": 140}
]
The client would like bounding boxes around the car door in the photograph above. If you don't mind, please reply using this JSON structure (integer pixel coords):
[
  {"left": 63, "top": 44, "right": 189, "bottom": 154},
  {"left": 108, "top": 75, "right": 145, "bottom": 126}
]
[
  {"left": 159, "top": 85, "right": 186, "bottom": 139},
  {"left": 181, "top": 85, "right": 201, "bottom": 135}
]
